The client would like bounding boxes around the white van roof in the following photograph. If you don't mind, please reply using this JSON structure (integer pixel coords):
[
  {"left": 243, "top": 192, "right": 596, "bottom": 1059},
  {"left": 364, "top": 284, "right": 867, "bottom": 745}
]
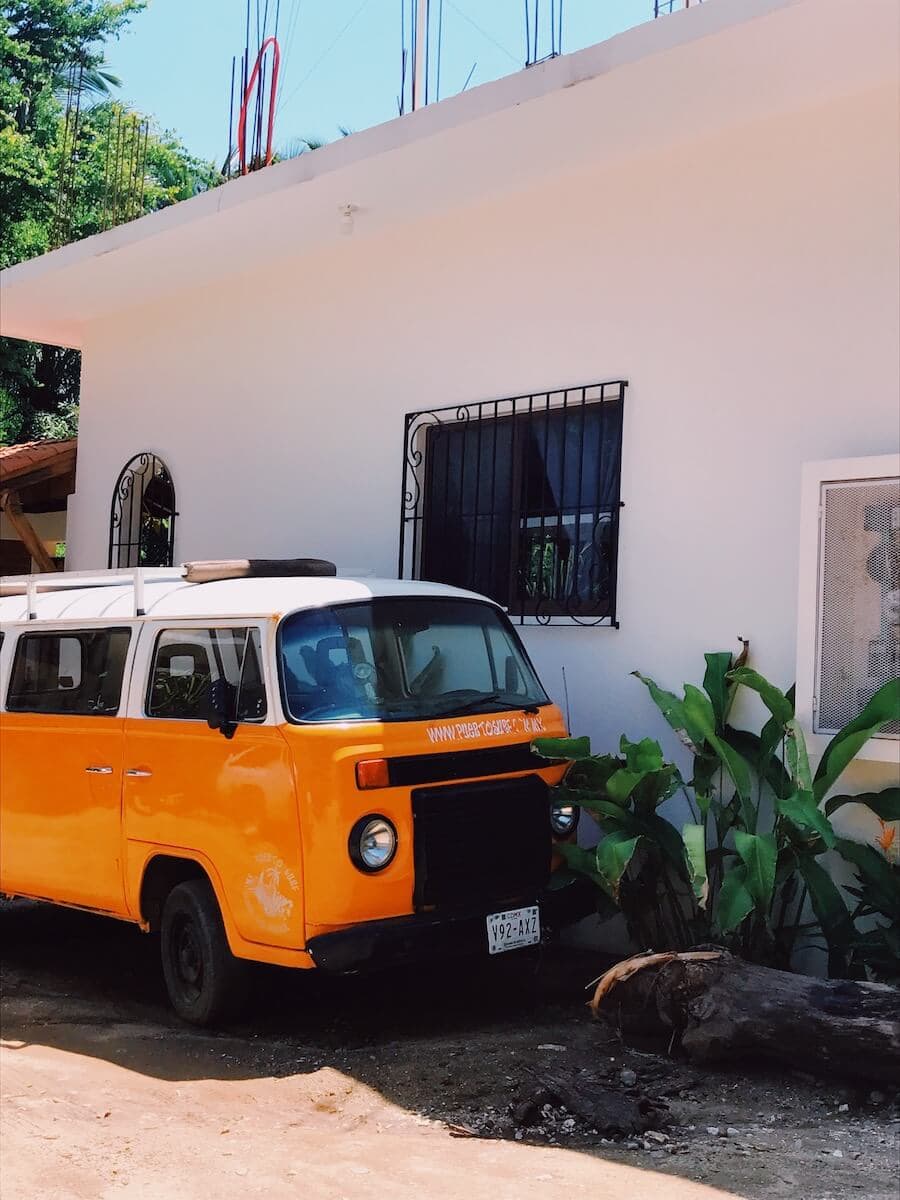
[{"left": 0, "top": 571, "right": 499, "bottom": 625}]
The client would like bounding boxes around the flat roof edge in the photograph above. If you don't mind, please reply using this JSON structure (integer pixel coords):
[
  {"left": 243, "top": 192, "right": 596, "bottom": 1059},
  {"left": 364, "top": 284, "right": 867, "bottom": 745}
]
[{"left": 0, "top": 0, "right": 803, "bottom": 293}]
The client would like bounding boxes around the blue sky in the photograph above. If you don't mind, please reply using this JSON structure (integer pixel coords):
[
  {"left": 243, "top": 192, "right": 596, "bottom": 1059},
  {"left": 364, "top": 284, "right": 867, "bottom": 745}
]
[{"left": 107, "top": 1, "right": 656, "bottom": 166}]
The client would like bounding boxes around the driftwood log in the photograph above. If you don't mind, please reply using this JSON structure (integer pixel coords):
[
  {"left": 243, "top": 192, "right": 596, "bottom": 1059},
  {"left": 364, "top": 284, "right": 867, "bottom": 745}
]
[{"left": 592, "top": 951, "right": 900, "bottom": 1086}]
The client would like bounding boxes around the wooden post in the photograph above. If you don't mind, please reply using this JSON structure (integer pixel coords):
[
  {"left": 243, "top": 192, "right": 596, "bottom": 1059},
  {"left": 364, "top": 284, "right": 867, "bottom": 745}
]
[{"left": 0, "top": 490, "right": 60, "bottom": 574}]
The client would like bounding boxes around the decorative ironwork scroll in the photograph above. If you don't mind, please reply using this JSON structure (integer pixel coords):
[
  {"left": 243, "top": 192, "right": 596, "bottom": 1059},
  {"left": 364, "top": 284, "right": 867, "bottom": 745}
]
[{"left": 108, "top": 453, "right": 177, "bottom": 568}]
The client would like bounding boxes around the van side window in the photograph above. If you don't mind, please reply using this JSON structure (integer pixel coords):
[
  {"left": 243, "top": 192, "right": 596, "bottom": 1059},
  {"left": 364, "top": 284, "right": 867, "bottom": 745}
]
[
  {"left": 7, "top": 629, "right": 131, "bottom": 716},
  {"left": 147, "top": 628, "right": 267, "bottom": 722}
]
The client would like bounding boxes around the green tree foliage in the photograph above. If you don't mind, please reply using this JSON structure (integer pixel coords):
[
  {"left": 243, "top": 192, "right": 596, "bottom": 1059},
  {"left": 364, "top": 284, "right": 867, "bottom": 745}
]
[{"left": 0, "top": 1, "right": 221, "bottom": 442}]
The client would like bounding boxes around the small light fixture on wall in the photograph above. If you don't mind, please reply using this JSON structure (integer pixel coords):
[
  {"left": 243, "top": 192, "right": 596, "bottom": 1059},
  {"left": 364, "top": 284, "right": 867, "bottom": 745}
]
[{"left": 338, "top": 202, "right": 358, "bottom": 235}]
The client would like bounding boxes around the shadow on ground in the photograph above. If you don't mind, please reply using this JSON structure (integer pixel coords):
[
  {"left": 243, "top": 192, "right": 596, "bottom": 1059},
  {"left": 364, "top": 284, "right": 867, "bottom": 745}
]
[
  {"left": 3, "top": 901, "right": 897, "bottom": 1200},
  {"left": 0, "top": 899, "right": 606, "bottom": 1078}
]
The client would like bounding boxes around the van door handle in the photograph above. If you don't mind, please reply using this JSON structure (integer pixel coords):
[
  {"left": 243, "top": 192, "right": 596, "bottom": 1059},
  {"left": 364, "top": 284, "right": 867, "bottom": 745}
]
[
  {"left": 125, "top": 769, "right": 153, "bottom": 779},
  {"left": 85, "top": 765, "right": 114, "bottom": 775}
]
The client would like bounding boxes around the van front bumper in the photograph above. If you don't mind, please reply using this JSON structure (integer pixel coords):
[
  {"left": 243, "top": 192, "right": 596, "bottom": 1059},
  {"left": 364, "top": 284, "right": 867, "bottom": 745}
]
[{"left": 305, "top": 877, "right": 595, "bottom": 974}]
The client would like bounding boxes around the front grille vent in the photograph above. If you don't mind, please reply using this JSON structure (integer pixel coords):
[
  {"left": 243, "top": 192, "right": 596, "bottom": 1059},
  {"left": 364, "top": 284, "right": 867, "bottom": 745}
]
[{"left": 412, "top": 775, "right": 550, "bottom": 910}]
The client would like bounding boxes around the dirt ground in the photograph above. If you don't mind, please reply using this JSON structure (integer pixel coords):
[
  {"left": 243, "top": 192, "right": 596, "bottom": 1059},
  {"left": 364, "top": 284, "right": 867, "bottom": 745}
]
[{"left": 1, "top": 902, "right": 897, "bottom": 1200}]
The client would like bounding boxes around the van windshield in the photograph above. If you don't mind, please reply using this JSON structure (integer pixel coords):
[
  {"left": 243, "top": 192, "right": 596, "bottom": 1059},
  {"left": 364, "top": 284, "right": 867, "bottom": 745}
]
[{"left": 278, "top": 598, "right": 549, "bottom": 723}]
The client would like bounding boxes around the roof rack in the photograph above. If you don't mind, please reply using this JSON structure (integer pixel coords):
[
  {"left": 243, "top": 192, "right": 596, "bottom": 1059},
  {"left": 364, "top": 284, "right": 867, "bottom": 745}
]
[
  {"left": 0, "top": 566, "right": 186, "bottom": 619},
  {"left": 0, "top": 559, "right": 338, "bottom": 619}
]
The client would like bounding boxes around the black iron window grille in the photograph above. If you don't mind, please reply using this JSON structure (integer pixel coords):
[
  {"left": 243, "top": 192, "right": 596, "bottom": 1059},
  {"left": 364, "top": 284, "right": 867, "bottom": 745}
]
[
  {"left": 108, "top": 452, "right": 177, "bottom": 568},
  {"left": 399, "top": 381, "right": 626, "bottom": 626}
]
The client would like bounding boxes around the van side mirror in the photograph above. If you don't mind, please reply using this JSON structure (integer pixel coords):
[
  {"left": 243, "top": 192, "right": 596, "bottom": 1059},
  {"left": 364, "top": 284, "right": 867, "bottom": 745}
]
[{"left": 207, "top": 678, "right": 238, "bottom": 739}]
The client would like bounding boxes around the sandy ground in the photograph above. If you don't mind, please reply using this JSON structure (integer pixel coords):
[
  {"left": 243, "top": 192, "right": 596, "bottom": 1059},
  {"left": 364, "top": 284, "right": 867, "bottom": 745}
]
[{"left": 1, "top": 902, "right": 897, "bottom": 1200}]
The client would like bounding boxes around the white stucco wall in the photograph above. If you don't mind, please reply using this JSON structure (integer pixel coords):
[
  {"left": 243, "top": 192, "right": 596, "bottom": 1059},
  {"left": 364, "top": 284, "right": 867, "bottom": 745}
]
[{"left": 67, "top": 82, "right": 899, "bottom": 795}]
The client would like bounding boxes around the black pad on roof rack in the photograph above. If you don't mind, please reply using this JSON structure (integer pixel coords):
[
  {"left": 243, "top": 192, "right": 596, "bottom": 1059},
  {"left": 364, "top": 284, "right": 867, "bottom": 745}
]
[{"left": 183, "top": 559, "right": 337, "bottom": 584}]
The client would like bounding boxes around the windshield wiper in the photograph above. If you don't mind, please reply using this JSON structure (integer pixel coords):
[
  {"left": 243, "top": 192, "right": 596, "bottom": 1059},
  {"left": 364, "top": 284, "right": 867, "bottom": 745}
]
[{"left": 431, "top": 693, "right": 518, "bottom": 718}]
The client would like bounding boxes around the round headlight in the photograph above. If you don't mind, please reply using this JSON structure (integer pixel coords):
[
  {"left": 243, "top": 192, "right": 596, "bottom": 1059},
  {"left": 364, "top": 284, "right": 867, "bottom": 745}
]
[
  {"left": 550, "top": 801, "right": 579, "bottom": 837},
  {"left": 349, "top": 815, "right": 397, "bottom": 872}
]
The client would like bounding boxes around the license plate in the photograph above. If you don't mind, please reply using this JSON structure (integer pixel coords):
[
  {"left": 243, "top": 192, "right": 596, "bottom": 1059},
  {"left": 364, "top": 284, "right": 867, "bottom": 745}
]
[{"left": 486, "top": 905, "right": 540, "bottom": 955}]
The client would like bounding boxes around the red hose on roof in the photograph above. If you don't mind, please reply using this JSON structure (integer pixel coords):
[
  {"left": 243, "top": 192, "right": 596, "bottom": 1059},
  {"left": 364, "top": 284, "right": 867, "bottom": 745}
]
[{"left": 238, "top": 36, "right": 281, "bottom": 175}]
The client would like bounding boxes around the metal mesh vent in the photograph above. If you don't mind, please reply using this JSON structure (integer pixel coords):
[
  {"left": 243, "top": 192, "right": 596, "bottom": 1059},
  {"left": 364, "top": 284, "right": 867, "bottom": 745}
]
[{"left": 816, "top": 476, "right": 900, "bottom": 736}]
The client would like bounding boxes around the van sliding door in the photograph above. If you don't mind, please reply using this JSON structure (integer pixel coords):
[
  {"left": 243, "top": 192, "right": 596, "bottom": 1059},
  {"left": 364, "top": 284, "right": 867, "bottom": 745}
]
[{"left": 0, "top": 627, "right": 132, "bottom": 914}]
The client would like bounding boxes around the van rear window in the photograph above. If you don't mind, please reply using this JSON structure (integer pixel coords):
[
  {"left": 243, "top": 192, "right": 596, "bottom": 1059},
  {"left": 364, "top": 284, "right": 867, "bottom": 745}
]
[{"left": 7, "top": 629, "right": 131, "bottom": 716}]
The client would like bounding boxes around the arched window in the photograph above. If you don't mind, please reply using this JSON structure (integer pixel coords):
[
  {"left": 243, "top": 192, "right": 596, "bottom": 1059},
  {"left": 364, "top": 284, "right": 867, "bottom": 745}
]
[{"left": 108, "top": 453, "right": 177, "bottom": 568}]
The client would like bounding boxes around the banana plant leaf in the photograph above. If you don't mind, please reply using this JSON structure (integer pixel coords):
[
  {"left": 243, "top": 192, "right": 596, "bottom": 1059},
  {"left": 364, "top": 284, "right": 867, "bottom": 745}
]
[
  {"left": 824, "top": 788, "right": 900, "bottom": 821},
  {"left": 683, "top": 684, "right": 754, "bottom": 814},
  {"left": 797, "top": 854, "right": 859, "bottom": 978},
  {"left": 759, "top": 714, "right": 787, "bottom": 783},
  {"left": 682, "top": 822, "right": 709, "bottom": 908},
  {"left": 775, "top": 847, "right": 798, "bottom": 888},
  {"left": 848, "top": 925, "right": 900, "bottom": 980},
  {"left": 620, "top": 735, "right": 665, "bottom": 773},
  {"left": 548, "top": 784, "right": 629, "bottom": 826},
  {"left": 605, "top": 768, "right": 647, "bottom": 804},
  {"left": 714, "top": 794, "right": 741, "bottom": 844},
  {"left": 775, "top": 790, "right": 836, "bottom": 848},
  {"left": 632, "top": 671, "right": 704, "bottom": 752},
  {"left": 593, "top": 832, "right": 643, "bottom": 899},
  {"left": 626, "top": 811, "right": 689, "bottom": 874},
  {"left": 556, "top": 842, "right": 609, "bottom": 891},
  {"left": 565, "top": 755, "right": 621, "bottom": 792},
  {"left": 575, "top": 801, "right": 634, "bottom": 829},
  {"left": 689, "top": 752, "right": 720, "bottom": 813},
  {"left": 716, "top": 863, "right": 755, "bottom": 933},
  {"left": 785, "top": 718, "right": 813, "bottom": 793},
  {"left": 631, "top": 764, "right": 683, "bottom": 816},
  {"left": 835, "top": 837, "right": 900, "bottom": 921},
  {"left": 724, "top": 726, "right": 792, "bottom": 801},
  {"left": 813, "top": 679, "right": 900, "bottom": 803},
  {"left": 727, "top": 668, "right": 794, "bottom": 726},
  {"left": 531, "top": 735, "right": 592, "bottom": 761},
  {"left": 604, "top": 740, "right": 680, "bottom": 811},
  {"left": 754, "top": 683, "right": 797, "bottom": 796},
  {"left": 709, "top": 738, "right": 755, "bottom": 824},
  {"left": 702, "top": 651, "right": 735, "bottom": 729},
  {"left": 734, "top": 830, "right": 777, "bottom": 914}
]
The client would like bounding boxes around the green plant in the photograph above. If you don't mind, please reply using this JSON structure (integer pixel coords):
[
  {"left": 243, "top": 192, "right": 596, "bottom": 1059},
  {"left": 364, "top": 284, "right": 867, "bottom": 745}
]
[
  {"left": 725, "top": 668, "right": 899, "bottom": 975},
  {"left": 823, "top": 813, "right": 899, "bottom": 981},
  {"left": 535, "top": 655, "right": 899, "bottom": 976}
]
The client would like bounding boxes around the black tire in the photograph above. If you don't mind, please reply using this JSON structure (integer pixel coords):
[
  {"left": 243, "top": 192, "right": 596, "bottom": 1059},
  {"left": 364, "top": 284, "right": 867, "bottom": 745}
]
[{"left": 160, "top": 879, "right": 248, "bottom": 1026}]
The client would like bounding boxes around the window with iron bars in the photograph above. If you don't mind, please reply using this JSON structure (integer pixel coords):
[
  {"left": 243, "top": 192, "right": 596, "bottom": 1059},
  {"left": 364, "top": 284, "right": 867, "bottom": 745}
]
[{"left": 399, "top": 381, "right": 625, "bottom": 626}]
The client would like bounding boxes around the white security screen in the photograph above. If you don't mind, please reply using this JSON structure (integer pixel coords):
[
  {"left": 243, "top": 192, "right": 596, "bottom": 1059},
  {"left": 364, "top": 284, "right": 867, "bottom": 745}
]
[{"left": 814, "top": 474, "right": 899, "bottom": 736}]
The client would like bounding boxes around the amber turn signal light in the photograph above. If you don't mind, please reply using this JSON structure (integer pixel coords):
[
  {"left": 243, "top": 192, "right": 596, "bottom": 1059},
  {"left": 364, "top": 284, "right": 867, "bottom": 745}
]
[{"left": 355, "top": 758, "right": 390, "bottom": 789}]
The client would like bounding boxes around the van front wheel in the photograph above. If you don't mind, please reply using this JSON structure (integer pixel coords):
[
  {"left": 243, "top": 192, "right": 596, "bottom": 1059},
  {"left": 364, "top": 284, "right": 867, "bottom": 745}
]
[{"left": 160, "top": 879, "right": 248, "bottom": 1026}]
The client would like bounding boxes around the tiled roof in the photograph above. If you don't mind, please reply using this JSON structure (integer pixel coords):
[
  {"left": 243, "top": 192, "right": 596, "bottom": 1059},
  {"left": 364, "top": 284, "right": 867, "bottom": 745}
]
[{"left": 0, "top": 438, "right": 77, "bottom": 486}]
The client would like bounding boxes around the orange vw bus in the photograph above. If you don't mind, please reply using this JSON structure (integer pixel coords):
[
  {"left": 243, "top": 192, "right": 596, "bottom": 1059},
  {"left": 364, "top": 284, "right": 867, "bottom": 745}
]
[{"left": 0, "top": 561, "right": 587, "bottom": 1024}]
